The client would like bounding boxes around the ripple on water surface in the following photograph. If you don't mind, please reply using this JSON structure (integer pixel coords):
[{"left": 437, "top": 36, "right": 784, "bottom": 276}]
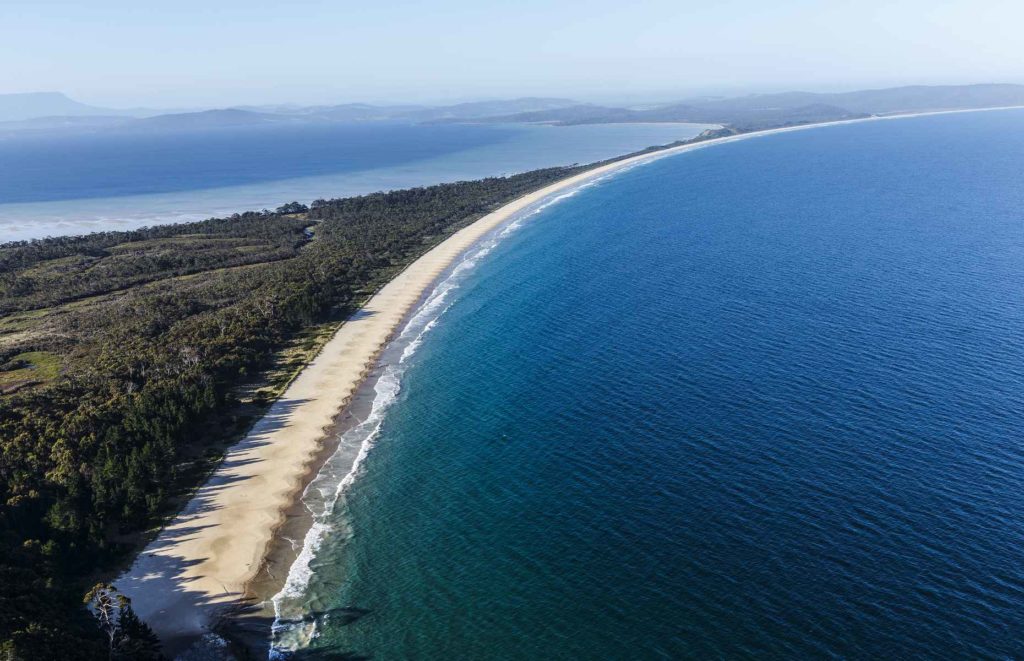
[{"left": 277, "top": 110, "right": 1024, "bottom": 659}]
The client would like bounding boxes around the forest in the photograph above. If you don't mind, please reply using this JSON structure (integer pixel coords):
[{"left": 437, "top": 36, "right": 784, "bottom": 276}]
[
  {"left": 0, "top": 125, "right": 741, "bottom": 658},
  {"left": 0, "top": 164, "right": 591, "bottom": 658}
]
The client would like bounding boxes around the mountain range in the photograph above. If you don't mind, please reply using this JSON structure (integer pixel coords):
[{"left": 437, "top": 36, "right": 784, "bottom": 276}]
[
  {"left": 2, "top": 84, "right": 1023, "bottom": 135},
  {"left": 454, "top": 84, "right": 1024, "bottom": 129},
  {"left": 0, "top": 91, "right": 160, "bottom": 122}
]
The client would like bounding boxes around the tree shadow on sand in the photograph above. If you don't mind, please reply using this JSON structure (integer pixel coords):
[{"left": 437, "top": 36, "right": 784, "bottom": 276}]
[{"left": 117, "top": 396, "right": 326, "bottom": 657}]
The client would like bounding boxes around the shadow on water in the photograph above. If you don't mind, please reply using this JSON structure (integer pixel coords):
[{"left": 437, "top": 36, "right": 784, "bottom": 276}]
[
  {"left": 294, "top": 652, "right": 373, "bottom": 660},
  {"left": 280, "top": 606, "right": 372, "bottom": 628},
  {"left": 216, "top": 603, "right": 373, "bottom": 660}
]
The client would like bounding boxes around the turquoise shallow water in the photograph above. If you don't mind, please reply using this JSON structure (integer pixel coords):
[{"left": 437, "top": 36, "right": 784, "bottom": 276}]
[{"left": 275, "top": 110, "right": 1024, "bottom": 658}]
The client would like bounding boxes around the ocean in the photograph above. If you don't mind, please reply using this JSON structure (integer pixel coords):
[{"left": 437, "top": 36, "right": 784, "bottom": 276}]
[
  {"left": 0, "top": 121, "right": 708, "bottom": 241},
  {"left": 270, "top": 109, "right": 1024, "bottom": 658}
]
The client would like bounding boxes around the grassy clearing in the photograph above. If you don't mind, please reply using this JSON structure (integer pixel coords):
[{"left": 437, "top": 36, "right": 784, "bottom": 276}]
[
  {"left": 0, "top": 350, "right": 62, "bottom": 391},
  {"left": 241, "top": 319, "right": 341, "bottom": 405},
  {"left": 107, "top": 235, "right": 257, "bottom": 252},
  {"left": 19, "top": 254, "right": 97, "bottom": 278},
  {"left": 0, "top": 307, "right": 50, "bottom": 333}
]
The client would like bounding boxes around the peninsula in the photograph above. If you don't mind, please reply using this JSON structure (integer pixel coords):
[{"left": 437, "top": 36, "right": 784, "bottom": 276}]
[
  {"left": 113, "top": 108, "right": 1017, "bottom": 653},
  {"left": 1, "top": 107, "right": 1020, "bottom": 658}
]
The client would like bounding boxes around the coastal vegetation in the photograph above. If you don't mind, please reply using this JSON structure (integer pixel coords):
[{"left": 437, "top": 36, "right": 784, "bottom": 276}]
[{"left": 0, "top": 166, "right": 590, "bottom": 657}]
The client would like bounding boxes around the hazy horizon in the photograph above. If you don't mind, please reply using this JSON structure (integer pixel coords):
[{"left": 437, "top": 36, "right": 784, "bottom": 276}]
[
  {"left": 4, "top": 0, "right": 1023, "bottom": 108},
  {"left": 8, "top": 81, "right": 1024, "bottom": 115}
]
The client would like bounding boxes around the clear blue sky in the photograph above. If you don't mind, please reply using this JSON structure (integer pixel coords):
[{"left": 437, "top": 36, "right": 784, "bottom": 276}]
[{"left": 3, "top": 0, "right": 1022, "bottom": 108}]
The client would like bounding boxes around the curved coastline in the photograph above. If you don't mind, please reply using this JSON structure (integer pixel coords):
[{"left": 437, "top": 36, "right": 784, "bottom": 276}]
[{"left": 114, "top": 105, "right": 1023, "bottom": 655}]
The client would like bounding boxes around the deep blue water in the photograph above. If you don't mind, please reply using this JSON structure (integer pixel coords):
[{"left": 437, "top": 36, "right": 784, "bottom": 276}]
[
  {"left": 0, "top": 121, "right": 707, "bottom": 241},
  {"left": 0, "top": 122, "right": 511, "bottom": 203},
  {"left": 278, "top": 110, "right": 1024, "bottom": 658}
]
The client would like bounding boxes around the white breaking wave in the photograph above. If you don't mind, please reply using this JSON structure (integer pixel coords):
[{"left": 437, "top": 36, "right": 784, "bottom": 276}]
[{"left": 268, "top": 179, "right": 596, "bottom": 656}]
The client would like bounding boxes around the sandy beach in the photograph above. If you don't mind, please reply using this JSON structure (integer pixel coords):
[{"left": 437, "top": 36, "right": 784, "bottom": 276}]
[
  {"left": 114, "top": 107, "right": 1021, "bottom": 655},
  {"left": 114, "top": 137, "right": 712, "bottom": 652}
]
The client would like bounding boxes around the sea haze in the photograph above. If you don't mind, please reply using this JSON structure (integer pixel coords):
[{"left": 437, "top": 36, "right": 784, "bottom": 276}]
[
  {"left": 0, "top": 121, "right": 709, "bottom": 241},
  {"left": 273, "top": 109, "right": 1024, "bottom": 658}
]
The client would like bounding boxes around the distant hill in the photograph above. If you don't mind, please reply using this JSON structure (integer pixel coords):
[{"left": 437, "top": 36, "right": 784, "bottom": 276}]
[
  {"left": 399, "top": 97, "right": 577, "bottom": 121},
  {"left": 4, "top": 85, "right": 1022, "bottom": 135},
  {"left": 0, "top": 110, "right": 295, "bottom": 137},
  {"left": 76, "top": 98, "right": 583, "bottom": 133},
  {"left": 724, "top": 84, "right": 1024, "bottom": 115},
  {"left": 0, "top": 92, "right": 151, "bottom": 122},
  {"left": 239, "top": 102, "right": 429, "bottom": 122},
  {"left": 0, "top": 98, "right": 615, "bottom": 134},
  {"left": 465, "top": 104, "right": 638, "bottom": 125},
  {"left": 126, "top": 108, "right": 300, "bottom": 130},
  {"left": 457, "top": 84, "right": 1024, "bottom": 128},
  {"left": 633, "top": 102, "right": 866, "bottom": 128},
  {"left": 235, "top": 97, "right": 578, "bottom": 123},
  {"left": 471, "top": 101, "right": 866, "bottom": 129}
]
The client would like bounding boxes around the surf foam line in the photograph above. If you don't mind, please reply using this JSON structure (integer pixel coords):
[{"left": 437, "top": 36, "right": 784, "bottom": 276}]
[
  {"left": 260, "top": 105, "right": 1024, "bottom": 656},
  {"left": 266, "top": 105, "right": 1021, "bottom": 655},
  {"left": 267, "top": 177, "right": 605, "bottom": 656}
]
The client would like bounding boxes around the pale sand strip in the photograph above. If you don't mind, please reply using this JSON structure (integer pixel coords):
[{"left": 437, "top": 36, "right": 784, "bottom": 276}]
[
  {"left": 115, "top": 141, "right": 704, "bottom": 651},
  {"left": 116, "top": 106, "right": 1023, "bottom": 651}
]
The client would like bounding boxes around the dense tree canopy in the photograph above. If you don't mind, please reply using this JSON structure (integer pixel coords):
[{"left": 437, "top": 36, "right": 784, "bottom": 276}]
[
  {"left": 0, "top": 165, "right": 587, "bottom": 657},
  {"left": 0, "top": 127, "right": 735, "bottom": 656}
]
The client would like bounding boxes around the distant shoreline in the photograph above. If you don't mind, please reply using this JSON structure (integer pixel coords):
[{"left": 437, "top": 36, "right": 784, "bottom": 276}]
[
  {"left": 113, "top": 105, "right": 1024, "bottom": 656},
  {"left": 0, "top": 122, "right": 713, "bottom": 244}
]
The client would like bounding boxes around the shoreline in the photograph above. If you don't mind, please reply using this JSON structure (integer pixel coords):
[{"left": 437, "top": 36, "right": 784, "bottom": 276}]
[
  {"left": 116, "top": 144, "right": 686, "bottom": 657},
  {"left": 235, "top": 276, "right": 457, "bottom": 652},
  {"left": 0, "top": 122, "right": 714, "bottom": 244},
  {"left": 114, "top": 105, "right": 1024, "bottom": 656}
]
